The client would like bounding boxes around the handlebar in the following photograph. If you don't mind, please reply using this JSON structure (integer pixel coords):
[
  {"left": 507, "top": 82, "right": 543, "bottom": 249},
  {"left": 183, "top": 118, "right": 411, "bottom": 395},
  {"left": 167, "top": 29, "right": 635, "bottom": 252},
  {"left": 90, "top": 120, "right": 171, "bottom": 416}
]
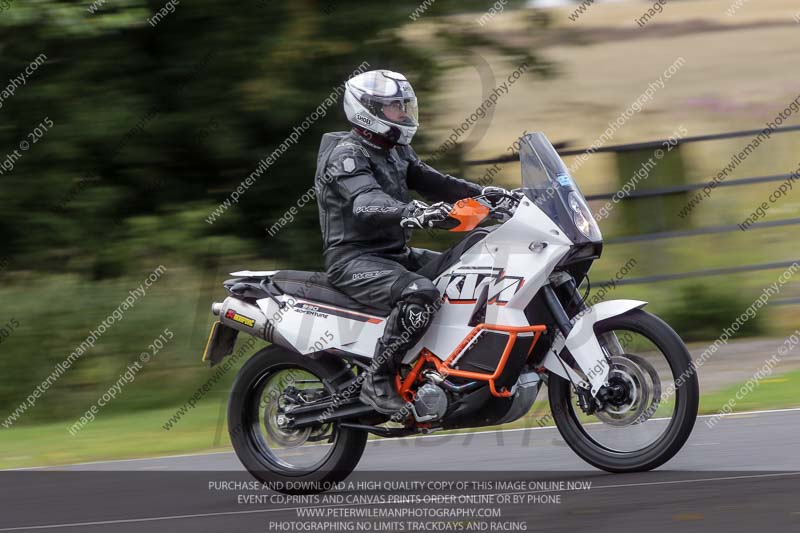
[
  {"left": 469, "top": 191, "right": 523, "bottom": 219},
  {"left": 447, "top": 192, "right": 522, "bottom": 232}
]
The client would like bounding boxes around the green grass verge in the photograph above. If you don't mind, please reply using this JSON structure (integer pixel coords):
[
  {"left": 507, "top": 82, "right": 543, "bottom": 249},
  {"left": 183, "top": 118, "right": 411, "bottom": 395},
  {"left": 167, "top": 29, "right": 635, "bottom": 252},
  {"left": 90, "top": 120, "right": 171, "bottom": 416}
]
[
  {"left": 698, "top": 368, "right": 800, "bottom": 415},
  {"left": 0, "top": 395, "right": 230, "bottom": 470}
]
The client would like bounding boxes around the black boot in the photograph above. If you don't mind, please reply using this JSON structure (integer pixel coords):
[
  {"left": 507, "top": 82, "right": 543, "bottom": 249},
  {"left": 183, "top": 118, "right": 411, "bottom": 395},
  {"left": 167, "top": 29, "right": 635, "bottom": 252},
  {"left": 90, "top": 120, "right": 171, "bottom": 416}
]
[
  {"left": 360, "top": 295, "right": 438, "bottom": 416},
  {"left": 359, "top": 341, "right": 407, "bottom": 415}
]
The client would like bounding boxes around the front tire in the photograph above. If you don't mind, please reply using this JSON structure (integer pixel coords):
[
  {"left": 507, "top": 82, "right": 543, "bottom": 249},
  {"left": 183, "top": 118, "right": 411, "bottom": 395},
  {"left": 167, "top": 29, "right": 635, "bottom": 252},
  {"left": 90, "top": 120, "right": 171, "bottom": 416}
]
[
  {"left": 549, "top": 309, "right": 699, "bottom": 472},
  {"left": 228, "top": 345, "right": 367, "bottom": 493}
]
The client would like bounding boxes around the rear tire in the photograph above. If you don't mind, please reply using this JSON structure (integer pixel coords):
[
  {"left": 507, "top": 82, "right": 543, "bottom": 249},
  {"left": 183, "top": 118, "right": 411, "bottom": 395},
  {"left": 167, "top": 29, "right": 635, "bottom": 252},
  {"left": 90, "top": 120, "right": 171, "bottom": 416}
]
[
  {"left": 228, "top": 345, "right": 367, "bottom": 493},
  {"left": 548, "top": 309, "right": 699, "bottom": 472}
]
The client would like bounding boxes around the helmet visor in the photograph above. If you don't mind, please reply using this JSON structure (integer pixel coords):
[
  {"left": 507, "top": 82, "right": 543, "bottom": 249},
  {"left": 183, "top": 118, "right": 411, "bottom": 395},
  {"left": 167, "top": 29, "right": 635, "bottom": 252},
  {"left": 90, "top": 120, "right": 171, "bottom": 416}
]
[
  {"left": 358, "top": 93, "right": 418, "bottom": 127},
  {"left": 377, "top": 97, "right": 419, "bottom": 127}
]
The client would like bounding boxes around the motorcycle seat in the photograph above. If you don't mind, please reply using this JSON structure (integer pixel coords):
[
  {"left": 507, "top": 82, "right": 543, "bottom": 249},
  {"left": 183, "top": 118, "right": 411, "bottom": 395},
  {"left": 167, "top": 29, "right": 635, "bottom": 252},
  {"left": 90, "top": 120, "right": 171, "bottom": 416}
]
[
  {"left": 225, "top": 228, "right": 495, "bottom": 319},
  {"left": 269, "top": 270, "right": 391, "bottom": 317}
]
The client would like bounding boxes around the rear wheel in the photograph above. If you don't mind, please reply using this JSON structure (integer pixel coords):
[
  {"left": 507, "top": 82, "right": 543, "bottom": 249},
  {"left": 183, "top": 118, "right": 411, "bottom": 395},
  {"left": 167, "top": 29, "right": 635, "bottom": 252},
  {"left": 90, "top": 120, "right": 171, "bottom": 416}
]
[
  {"left": 228, "top": 345, "right": 367, "bottom": 493},
  {"left": 548, "top": 309, "right": 698, "bottom": 472}
]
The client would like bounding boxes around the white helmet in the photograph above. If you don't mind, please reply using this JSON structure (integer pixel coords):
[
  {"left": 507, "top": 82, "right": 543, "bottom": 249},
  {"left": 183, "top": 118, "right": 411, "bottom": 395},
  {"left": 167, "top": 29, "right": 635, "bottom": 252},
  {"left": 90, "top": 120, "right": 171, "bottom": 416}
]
[{"left": 343, "top": 69, "right": 419, "bottom": 145}]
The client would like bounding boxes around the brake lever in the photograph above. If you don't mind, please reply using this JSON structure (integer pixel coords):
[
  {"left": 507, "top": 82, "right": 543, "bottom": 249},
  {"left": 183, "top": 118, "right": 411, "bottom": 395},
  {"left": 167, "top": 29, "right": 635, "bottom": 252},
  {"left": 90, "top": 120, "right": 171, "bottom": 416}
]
[
  {"left": 475, "top": 192, "right": 521, "bottom": 210},
  {"left": 471, "top": 194, "right": 494, "bottom": 209}
]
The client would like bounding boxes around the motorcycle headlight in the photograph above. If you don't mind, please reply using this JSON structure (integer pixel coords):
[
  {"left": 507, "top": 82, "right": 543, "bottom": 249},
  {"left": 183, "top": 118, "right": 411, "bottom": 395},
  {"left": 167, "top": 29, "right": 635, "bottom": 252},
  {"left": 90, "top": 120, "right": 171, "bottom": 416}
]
[{"left": 568, "top": 192, "right": 601, "bottom": 241}]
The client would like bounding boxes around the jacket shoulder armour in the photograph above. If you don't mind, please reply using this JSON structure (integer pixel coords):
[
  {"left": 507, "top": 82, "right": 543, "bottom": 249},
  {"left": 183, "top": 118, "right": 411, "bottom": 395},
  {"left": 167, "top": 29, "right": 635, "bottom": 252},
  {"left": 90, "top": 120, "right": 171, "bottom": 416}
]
[{"left": 326, "top": 139, "right": 372, "bottom": 179}]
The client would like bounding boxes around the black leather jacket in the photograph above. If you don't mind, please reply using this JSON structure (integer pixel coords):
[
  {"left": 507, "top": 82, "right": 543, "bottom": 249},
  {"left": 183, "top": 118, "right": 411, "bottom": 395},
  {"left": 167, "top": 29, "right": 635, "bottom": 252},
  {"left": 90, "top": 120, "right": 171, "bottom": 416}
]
[{"left": 314, "top": 130, "right": 482, "bottom": 270}]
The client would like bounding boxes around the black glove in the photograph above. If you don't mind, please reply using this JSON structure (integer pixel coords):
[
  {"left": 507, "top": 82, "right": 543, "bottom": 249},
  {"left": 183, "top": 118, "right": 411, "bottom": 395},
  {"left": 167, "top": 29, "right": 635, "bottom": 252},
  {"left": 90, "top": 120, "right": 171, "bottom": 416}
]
[
  {"left": 400, "top": 200, "right": 454, "bottom": 229},
  {"left": 481, "top": 186, "right": 523, "bottom": 221}
]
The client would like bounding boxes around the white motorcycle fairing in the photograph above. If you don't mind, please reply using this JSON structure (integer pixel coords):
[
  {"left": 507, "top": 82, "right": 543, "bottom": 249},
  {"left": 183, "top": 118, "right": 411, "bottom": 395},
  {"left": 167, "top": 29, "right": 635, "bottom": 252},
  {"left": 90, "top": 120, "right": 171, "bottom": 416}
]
[
  {"left": 242, "top": 200, "right": 643, "bottom": 398},
  {"left": 213, "top": 132, "right": 649, "bottom": 399},
  {"left": 256, "top": 295, "right": 387, "bottom": 354}
]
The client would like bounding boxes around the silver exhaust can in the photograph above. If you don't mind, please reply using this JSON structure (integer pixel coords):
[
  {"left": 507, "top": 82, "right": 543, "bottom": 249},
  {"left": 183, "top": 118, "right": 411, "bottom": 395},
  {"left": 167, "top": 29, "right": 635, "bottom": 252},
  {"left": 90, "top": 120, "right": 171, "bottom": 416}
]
[
  {"left": 214, "top": 297, "right": 270, "bottom": 339},
  {"left": 212, "top": 297, "right": 288, "bottom": 347}
]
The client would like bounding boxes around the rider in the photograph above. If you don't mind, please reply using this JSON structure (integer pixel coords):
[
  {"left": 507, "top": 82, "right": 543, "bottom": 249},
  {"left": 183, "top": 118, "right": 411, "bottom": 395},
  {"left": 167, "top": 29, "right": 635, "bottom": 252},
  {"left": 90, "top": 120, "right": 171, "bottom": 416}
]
[{"left": 314, "top": 69, "right": 513, "bottom": 415}]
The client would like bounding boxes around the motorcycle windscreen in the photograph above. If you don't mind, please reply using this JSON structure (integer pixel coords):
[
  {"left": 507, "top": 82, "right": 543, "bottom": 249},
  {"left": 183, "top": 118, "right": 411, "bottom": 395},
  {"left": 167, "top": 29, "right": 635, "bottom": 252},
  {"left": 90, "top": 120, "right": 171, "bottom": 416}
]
[{"left": 518, "top": 132, "right": 601, "bottom": 244}]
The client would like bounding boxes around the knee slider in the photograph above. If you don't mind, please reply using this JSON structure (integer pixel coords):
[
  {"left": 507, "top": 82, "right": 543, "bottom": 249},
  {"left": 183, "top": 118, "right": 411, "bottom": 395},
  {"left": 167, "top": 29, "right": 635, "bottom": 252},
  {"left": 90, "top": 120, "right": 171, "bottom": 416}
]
[
  {"left": 404, "top": 289, "right": 439, "bottom": 307},
  {"left": 400, "top": 282, "right": 439, "bottom": 306}
]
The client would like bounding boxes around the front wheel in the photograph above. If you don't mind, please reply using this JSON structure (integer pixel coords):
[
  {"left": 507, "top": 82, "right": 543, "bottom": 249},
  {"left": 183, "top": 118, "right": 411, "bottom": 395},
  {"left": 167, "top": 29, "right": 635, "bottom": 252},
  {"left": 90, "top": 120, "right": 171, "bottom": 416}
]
[
  {"left": 549, "top": 309, "right": 699, "bottom": 472},
  {"left": 228, "top": 345, "right": 367, "bottom": 493}
]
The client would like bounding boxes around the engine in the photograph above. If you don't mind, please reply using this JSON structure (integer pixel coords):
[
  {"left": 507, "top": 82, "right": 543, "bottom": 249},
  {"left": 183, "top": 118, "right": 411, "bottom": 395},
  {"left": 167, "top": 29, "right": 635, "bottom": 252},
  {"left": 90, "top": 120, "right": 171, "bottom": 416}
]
[{"left": 410, "top": 382, "right": 449, "bottom": 423}]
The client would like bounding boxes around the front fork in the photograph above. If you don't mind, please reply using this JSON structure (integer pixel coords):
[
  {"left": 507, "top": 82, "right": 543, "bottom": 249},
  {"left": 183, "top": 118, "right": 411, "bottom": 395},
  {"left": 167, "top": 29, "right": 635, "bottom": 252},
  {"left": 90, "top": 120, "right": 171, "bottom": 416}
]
[{"left": 538, "top": 276, "right": 645, "bottom": 397}]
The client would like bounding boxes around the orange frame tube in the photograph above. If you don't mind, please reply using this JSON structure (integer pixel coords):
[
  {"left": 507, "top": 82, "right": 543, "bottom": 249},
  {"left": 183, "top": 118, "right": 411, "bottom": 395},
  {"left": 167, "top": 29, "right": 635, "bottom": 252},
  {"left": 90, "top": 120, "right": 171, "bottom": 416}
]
[{"left": 396, "top": 323, "right": 546, "bottom": 401}]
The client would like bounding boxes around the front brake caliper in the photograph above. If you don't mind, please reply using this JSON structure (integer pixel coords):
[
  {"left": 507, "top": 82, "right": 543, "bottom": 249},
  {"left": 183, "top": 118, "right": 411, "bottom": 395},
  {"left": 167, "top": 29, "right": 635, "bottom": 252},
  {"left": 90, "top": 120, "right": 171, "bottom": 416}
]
[{"left": 575, "top": 387, "right": 600, "bottom": 415}]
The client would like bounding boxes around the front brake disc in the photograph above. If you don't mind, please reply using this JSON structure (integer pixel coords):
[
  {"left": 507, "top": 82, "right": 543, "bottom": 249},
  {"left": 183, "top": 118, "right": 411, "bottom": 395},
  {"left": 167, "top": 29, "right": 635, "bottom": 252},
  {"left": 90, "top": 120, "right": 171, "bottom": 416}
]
[
  {"left": 595, "top": 356, "right": 649, "bottom": 427},
  {"left": 623, "top": 353, "right": 662, "bottom": 424}
]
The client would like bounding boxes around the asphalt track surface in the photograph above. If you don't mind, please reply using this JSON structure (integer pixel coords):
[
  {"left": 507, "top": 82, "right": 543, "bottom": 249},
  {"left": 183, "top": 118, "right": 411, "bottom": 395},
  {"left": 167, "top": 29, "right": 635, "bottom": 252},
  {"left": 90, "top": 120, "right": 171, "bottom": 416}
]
[{"left": 3, "top": 408, "right": 800, "bottom": 532}]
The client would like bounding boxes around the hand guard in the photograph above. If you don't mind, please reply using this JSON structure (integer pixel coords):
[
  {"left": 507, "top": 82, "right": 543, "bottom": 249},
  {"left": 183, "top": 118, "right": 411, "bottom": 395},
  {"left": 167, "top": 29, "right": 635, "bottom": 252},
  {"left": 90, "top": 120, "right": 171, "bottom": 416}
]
[
  {"left": 400, "top": 200, "right": 454, "bottom": 229},
  {"left": 481, "top": 186, "right": 523, "bottom": 222}
]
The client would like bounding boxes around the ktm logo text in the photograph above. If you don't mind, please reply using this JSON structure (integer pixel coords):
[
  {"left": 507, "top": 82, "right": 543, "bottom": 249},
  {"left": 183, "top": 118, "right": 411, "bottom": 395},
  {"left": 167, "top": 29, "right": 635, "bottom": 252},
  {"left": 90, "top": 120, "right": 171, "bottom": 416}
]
[{"left": 435, "top": 267, "right": 523, "bottom": 306}]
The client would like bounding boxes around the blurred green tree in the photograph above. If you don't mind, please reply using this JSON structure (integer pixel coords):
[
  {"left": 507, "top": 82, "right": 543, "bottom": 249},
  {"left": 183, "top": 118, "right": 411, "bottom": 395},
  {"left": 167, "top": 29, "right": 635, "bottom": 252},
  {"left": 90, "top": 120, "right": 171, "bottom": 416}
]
[{"left": 0, "top": 0, "right": 544, "bottom": 278}]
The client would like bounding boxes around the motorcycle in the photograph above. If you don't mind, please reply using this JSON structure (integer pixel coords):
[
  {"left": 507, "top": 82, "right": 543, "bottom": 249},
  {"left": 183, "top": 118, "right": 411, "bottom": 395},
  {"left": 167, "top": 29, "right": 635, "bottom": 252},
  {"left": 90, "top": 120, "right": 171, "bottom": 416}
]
[{"left": 202, "top": 132, "right": 699, "bottom": 493}]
